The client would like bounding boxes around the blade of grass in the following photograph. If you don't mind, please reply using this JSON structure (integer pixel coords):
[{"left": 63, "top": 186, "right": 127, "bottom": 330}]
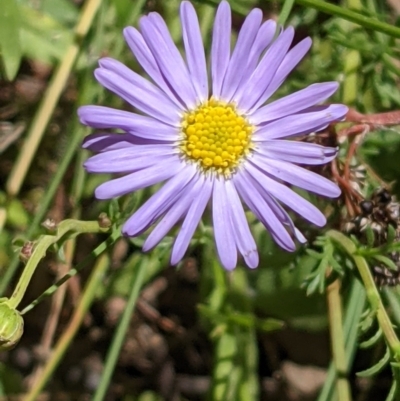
[{"left": 92, "top": 254, "right": 161, "bottom": 401}]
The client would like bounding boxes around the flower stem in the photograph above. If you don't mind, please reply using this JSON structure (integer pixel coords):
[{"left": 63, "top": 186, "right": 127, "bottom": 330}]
[
  {"left": 9, "top": 219, "right": 111, "bottom": 310},
  {"left": 327, "top": 230, "right": 400, "bottom": 360},
  {"left": 327, "top": 277, "right": 352, "bottom": 401},
  {"left": 293, "top": 0, "right": 400, "bottom": 38}
]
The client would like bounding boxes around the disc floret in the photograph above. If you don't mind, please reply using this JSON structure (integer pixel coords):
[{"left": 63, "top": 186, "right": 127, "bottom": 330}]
[{"left": 180, "top": 99, "right": 254, "bottom": 175}]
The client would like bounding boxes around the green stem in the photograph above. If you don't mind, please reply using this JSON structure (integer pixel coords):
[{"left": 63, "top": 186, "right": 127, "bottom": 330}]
[
  {"left": 20, "top": 229, "right": 120, "bottom": 315},
  {"left": 327, "top": 278, "right": 352, "bottom": 401},
  {"left": 200, "top": 0, "right": 400, "bottom": 38},
  {"left": 294, "top": 0, "right": 400, "bottom": 38},
  {"left": 317, "top": 278, "right": 365, "bottom": 401},
  {"left": 9, "top": 219, "right": 109, "bottom": 308},
  {"left": 92, "top": 255, "right": 147, "bottom": 401},
  {"left": 8, "top": 219, "right": 111, "bottom": 310},
  {"left": 327, "top": 230, "right": 400, "bottom": 360},
  {"left": 22, "top": 253, "right": 109, "bottom": 401}
]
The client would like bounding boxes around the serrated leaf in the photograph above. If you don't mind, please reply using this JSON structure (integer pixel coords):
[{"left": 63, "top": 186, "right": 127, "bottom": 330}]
[
  {"left": 0, "top": 0, "right": 22, "bottom": 80},
  {"left": 357, "top": 346, "right": 390, "bottom": 377}
]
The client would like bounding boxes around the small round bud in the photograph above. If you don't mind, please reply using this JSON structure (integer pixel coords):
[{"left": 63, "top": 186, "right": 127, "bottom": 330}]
[
  {"left": 19, "top": 241, "right": 34, "bottom": 264},
  {"left": 0, "top": 300, "right": 24, "bottom": 351},
  {"left": 98, "top": 213, "right": 112, "bottom": 229}
]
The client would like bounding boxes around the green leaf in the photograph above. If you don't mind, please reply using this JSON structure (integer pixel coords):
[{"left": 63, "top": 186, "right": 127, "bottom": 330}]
[
  {"left": 387, "top": 225, "right": 396, "bottom": 245},
  {"left": 359, "top": 327, "right": 382, "bottom": 349},
  {"left": 40, "top": 0, "right": 79, "bottom": 25},
  {"left": 0, "top": 362, "right": 23, "bottom": 394},
  {"left": 365, "top": 225, "right": 375, "bottom": 248},
  {"left": 372, "top": 254, "right": 399, "bottom": 272},
  {"left": 357, "top": 346, "right": 390, "bottom": 377},
  {"left": 19, "top": 4, "right": 73, "bottom": 65},
  {"left": 385, "top": 380, "right": 397, "bottom": 401},
  {"left": 0, "top": 0, "right": 22, "bottom": 80}
]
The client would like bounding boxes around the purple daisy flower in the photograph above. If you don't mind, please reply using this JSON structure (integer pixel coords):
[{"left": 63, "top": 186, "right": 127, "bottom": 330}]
[{"left": 79, "top": 1, "right": 347, "bottom": 270}]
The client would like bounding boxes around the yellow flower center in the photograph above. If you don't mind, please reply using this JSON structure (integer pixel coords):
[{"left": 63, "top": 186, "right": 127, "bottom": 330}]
[{"left": 180, "top": 99, "right": 254, "bottom": 175}]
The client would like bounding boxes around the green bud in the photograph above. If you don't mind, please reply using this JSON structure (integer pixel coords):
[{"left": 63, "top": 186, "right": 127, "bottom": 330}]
[{"left": 0, "top": 299, "right": 24, "bottom": 351}]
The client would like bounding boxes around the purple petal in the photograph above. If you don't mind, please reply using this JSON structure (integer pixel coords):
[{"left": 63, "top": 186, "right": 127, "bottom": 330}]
[
  {"left": 234, "top": 170, "right": 295, "bottom": 251},
  {"left": 78, "top": 105, "right": 178, "bottom": 141},
  {"left": 252, "top": 154, "right": 341, "bottom": 198},
  {"left": 143, "top": 175, "right": 201, "bottom": 251},
  {"left": 246, "top": 161, "right": 327, "bottom": 226},
  {"left": 139, "top": 13, "right": 197, "bottom": 108},
  {"left": 84, "top": 145, "right": 177, "bottom": 173},
  {"left": 253, "top": 104, "right": 348, "bottom": 140},
  {"left": 171, "top": 175, "right": 213, "bottom": 265},
  {"left": 250, "top": 82, "right": 339, "bottom": 125},
  {"left": 258, "top": 140, "right": 337, "bottom": 165},
  {"left": 82, "top": 132, "right": 147, "bottom": 152},
  {"left": 245, "top": 20, "right": 277, "bottom": 78},
  {"left": 94, "top": 157, "right": 182, "bottom": 199},
  {"left": 249, "top": 37, "right": 312, "bottom": 111},
  {"left": 180, "top": 1, "right": 208, "bottom": 102},
  {"left": 211, "top": 1, "right": 231, "bottom": 98},
  {"left": 95, "top": 58, "right": 180, "bottom": 124},
  {"left": 212, "top": 178, "right": 237, "bottom": 270},
  {"left": 123, "top": 164, "right": 197, "bottom": 236},
  {"left": 245, "top": 175, "right": 307, "bottom": 243},
  {"left": 262, "top": 194, "right": 307, "bottom": 243},
  {"left": 234, "top": 27, "right": 294, "bottom": 113},
  {"left": 220, "top": 8, "right": 263, "bottom": 102},
  {"left": 225, "top": 180, "right": 259, "bottom": 268},
  {"left": 123, "top": 27, "right": 183, "bottom": 108}
]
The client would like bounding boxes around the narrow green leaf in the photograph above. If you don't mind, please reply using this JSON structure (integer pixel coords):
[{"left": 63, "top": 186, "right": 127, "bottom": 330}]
[
  {"left": 0, "top": 0, "right": 22, "bottom": 80},
  {"left": 359, "top": 327, "right": 382, "bottom": 349},
  {"left": 372, "top": 255, "right": 399, "bottom": 272},
  {"left": 385, "top": 380, "right": 397, "bottom": 401},
  {"left": 356, "top": 346, "right": 390, "bottom": 377}
]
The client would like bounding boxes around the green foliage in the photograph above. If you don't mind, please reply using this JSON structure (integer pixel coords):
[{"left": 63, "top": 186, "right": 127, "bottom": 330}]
[
  {"left": 2, "top": 0, "right": 400, "bottom": 399},
  {"left": 0, "top": 0, "right": 77, "bottom": 80},
  {"left": 0, "top": 0, "right": 22, "bottom": 80}
]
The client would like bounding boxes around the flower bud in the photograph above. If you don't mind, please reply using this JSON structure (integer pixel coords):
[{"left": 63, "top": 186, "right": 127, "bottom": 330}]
[
  {"left": 0, "top": 300, "right": 24, "bottom": 351},
  {"left": 98, "top": 212, "right": 112, "bottom": 228}
]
